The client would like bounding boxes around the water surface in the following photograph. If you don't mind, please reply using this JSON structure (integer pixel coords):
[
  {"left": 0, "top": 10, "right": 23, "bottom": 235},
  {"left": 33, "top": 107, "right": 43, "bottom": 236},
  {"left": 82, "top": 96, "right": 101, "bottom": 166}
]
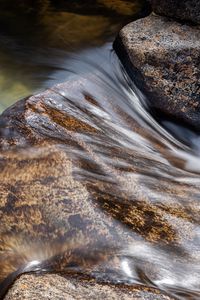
[{"left": 0, "top": 1, "right": 200, "bottom": 300}]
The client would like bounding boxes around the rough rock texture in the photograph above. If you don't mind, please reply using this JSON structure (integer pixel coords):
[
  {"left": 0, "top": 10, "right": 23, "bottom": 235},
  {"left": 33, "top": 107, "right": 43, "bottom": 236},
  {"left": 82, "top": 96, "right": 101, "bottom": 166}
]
[
  {"left": 4, "top": 274, "right": 172, "bottom": 300},
  {"left": 149, "top": 0, "right": 200, "bottom": 24},
  {"left": 114, "top": 14, "right": 200, "bottom": 131}
]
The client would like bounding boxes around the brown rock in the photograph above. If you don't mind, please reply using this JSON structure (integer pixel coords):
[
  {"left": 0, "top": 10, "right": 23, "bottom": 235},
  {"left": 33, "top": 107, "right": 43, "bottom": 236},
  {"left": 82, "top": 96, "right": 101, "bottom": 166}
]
[
  {"left": 0, "top": 74, "right": 197, "bottom": 299},
  {"left": 149, "top": 0, "right": 200, "bottom": 25},
  {"left": 114, "top": 14, "right": 200, "bottom": 131}
]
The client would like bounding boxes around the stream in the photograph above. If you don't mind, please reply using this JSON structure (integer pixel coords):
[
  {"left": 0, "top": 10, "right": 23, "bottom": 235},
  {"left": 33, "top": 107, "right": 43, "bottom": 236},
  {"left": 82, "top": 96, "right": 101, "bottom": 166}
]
[{"left": 0, "top": 1, "right": 200, "bottom": 300}]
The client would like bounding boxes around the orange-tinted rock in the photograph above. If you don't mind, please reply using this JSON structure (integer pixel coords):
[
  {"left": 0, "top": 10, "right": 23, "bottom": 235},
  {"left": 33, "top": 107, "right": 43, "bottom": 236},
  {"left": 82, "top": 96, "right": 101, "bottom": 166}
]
[{"left": 0, "top": 72, "right": 197, "bottom": 300}]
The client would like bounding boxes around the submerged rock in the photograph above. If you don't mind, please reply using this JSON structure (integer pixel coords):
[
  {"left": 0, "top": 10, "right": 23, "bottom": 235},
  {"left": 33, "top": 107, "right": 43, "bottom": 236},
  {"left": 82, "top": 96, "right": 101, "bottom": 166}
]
[
  {"left": 148, "top": 0, "right": 200, "bottom": 25},
  {"left": 114, "top": 14, "right": 200, "bottom": 131},
  {"left": 0, "top": 75, "right": 190, "bottom": 299}
]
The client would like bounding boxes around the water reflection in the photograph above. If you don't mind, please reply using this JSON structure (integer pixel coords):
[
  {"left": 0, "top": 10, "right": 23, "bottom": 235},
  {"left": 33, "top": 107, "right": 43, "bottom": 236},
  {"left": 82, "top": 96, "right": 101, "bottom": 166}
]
[{"left": 0, "top": 0, "right": 147, "bottom": 112}]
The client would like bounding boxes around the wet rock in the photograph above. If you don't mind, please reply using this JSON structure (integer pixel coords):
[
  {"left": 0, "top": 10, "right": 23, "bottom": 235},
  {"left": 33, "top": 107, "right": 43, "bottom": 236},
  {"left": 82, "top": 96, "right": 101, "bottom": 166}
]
[
  {"left": 0, "top": 75, "right": 186, "bottom": 300},
  {"left": 148, "top": 0, "right": 200, "bottom": 25},
  {"left": 114, "top": 14, "right": 200, "bottom": 131},
  {"left": 4, "top": 274, "right": 172, "bottom": 300}
]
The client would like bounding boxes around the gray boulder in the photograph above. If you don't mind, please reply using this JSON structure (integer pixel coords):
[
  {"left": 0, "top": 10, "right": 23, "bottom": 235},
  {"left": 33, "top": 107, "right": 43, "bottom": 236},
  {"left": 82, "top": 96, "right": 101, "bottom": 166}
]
[{"left": 114, "top": 14, "right": 200, "bottom": 131}]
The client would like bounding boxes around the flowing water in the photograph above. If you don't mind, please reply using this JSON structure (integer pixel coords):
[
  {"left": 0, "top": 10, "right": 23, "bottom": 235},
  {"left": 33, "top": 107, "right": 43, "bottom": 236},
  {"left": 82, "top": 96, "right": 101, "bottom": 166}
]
[{"left": 0, "top": 1, "right": 200, "bottom": 300}]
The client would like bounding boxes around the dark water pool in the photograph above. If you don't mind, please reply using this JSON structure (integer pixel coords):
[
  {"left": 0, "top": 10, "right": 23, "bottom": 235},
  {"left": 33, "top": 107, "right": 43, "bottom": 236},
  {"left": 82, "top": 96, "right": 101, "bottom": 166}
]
[{"left": 0, "top": 0, "right": 148, "bottom": 112}]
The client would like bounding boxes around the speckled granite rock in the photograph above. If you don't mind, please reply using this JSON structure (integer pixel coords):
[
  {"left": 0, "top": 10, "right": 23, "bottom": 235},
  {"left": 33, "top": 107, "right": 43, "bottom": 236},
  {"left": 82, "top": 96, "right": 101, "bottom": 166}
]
[
  {"left": 149, "top": 0, "right": 200, "bottom": 24},
  {"left": 114, "top": 14, "right": 200, "bottom": 131},
  {"left": 4, "top": 274, "right": 172, "bottom": 300}
]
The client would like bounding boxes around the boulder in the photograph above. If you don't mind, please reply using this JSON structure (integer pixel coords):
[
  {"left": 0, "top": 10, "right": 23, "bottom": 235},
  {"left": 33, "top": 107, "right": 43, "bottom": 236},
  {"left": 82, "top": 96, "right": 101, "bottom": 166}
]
[
  {"left": 4, "top": 274, "right": 171, "bottom": 300},
  {"left": 0, "top": 71, "right": 198, "bottom": 300},
  {"left": 148, "top": 0, "right": 200, "bottom": 25},
  {"left": 0, "top": 77, "right": 177, "bottom": 299},
  {"left": 114, "top": 14, "right": 200, "bottom": 131}
]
